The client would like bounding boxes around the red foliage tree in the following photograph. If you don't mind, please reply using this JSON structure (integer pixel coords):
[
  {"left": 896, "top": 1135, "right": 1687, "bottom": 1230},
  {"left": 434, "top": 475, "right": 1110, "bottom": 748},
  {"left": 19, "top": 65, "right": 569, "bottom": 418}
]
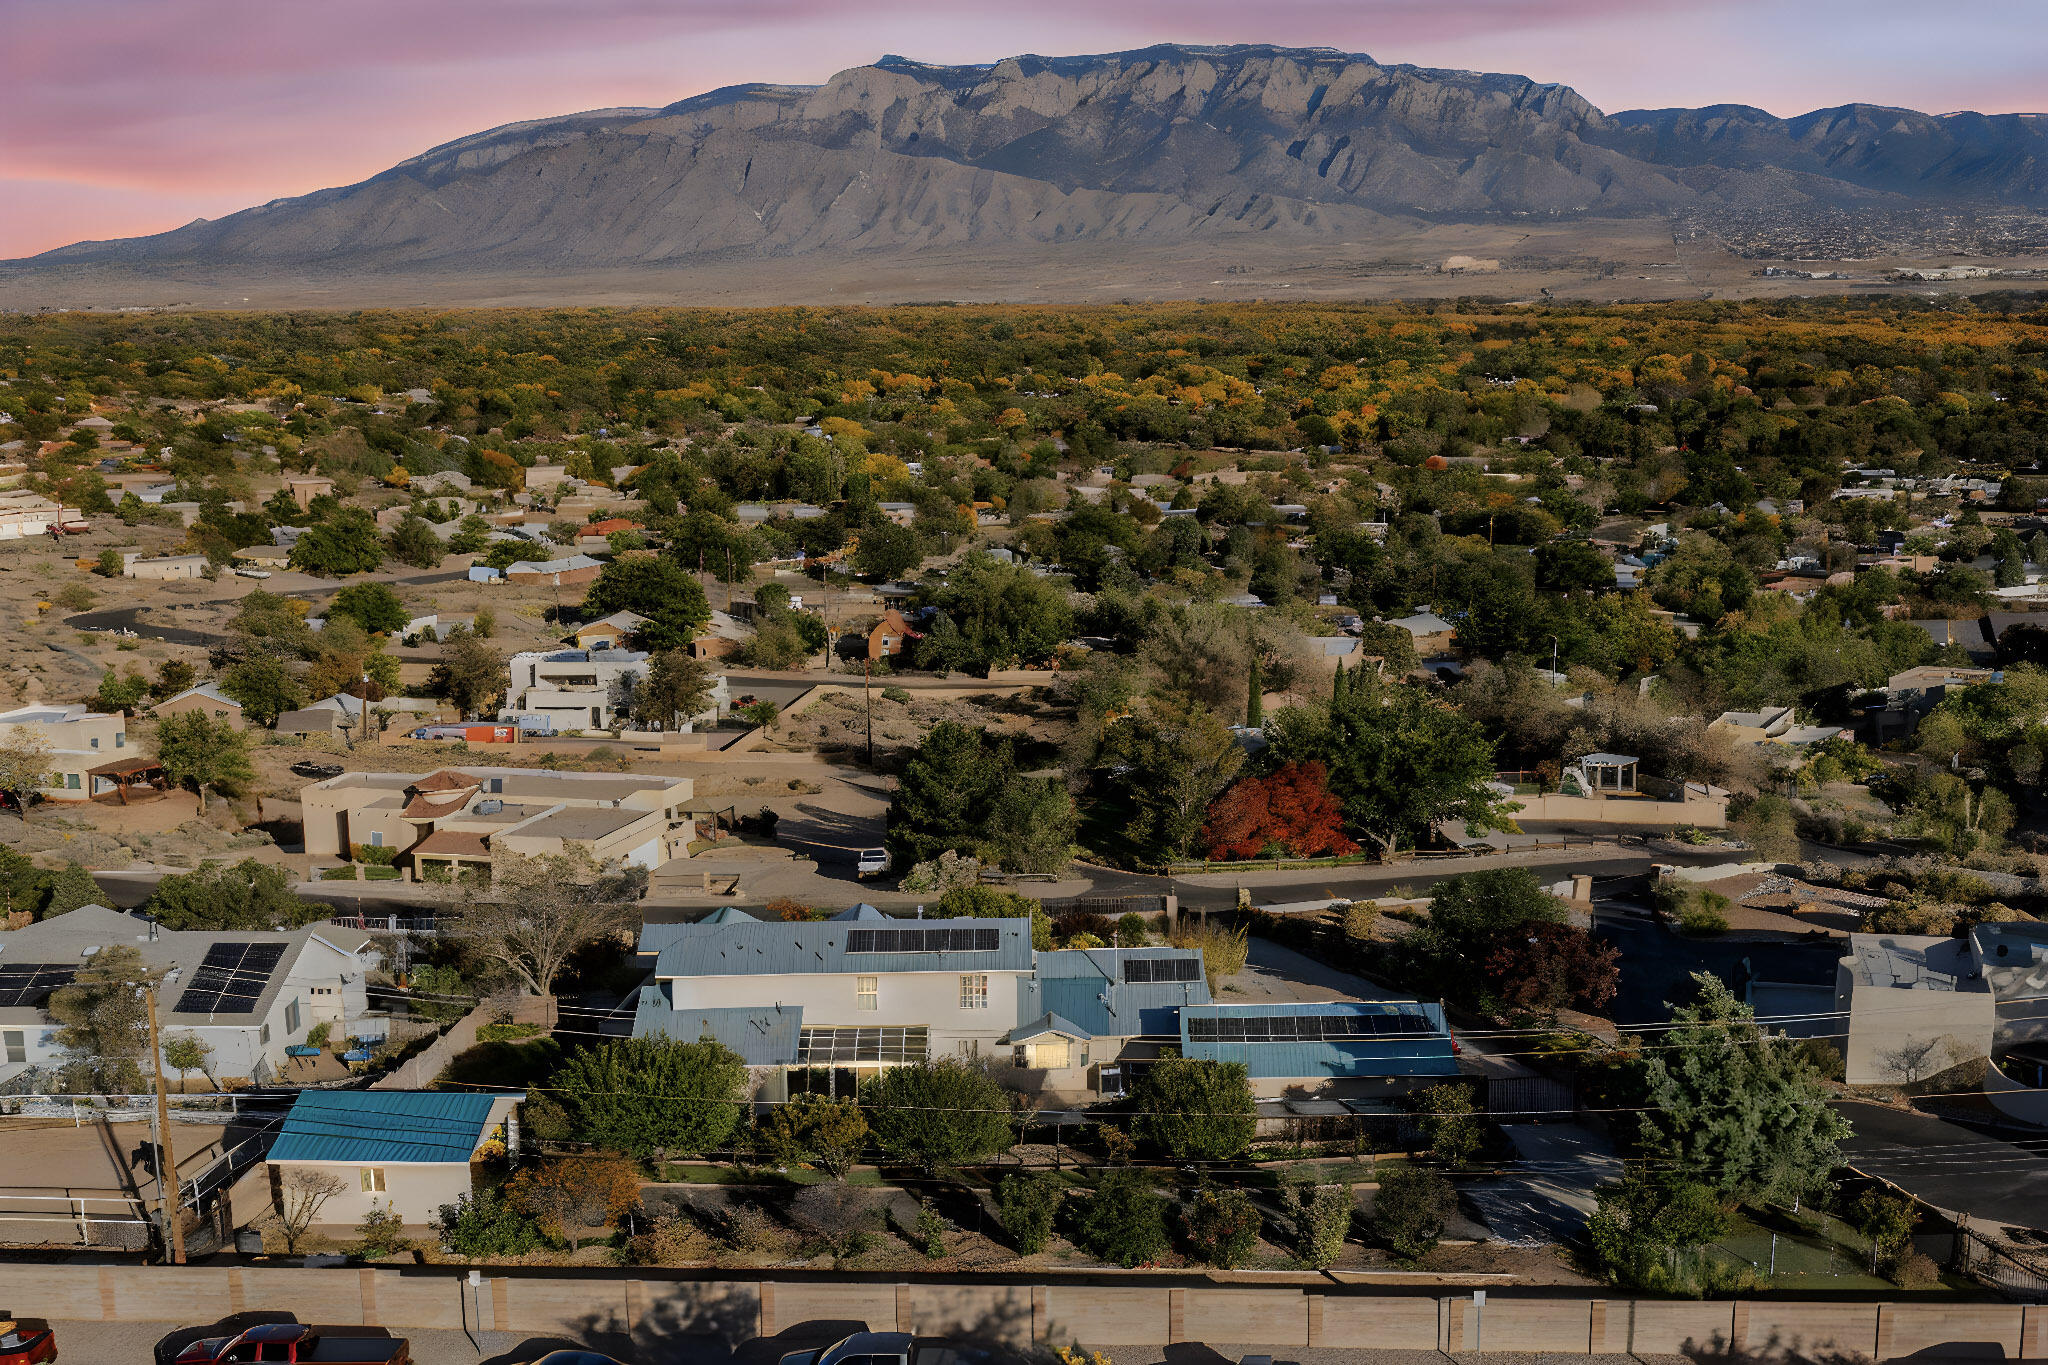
[
  {"left": 1201, "top": 761, "right": 1358, "bottom": 861},
  {"left": 1482, "top": 921, "right": 1619, "bottom": 1017}
]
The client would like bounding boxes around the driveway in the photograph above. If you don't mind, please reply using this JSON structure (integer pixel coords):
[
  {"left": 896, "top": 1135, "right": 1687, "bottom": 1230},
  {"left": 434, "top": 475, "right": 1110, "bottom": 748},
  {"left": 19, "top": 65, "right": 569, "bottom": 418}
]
[
  {"left": 1467, "top": 1123, "right": 1623, "bottom": 1246},
  {"left": 1839, "top": 1100, "right": 2048, "bottom": 1232}
]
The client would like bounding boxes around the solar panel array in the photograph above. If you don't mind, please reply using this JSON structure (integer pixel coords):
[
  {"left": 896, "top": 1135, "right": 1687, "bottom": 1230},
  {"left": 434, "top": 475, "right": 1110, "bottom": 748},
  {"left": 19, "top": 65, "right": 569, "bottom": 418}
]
[
  {"left": 1122, "top": 956, "right": 1201, "bottom": 984},
  {"left": 844, "top": 927, "right": 1000, "bottom": 954},
  {"left": 1186, "top": 1011, "right": 1435, "bottom": 1042},
  {"left": 174, "top": 941, "right": 286, "bottom": 1015},
  {"left": 0, "top": 963, "right": 76, "bottom": 1008}
]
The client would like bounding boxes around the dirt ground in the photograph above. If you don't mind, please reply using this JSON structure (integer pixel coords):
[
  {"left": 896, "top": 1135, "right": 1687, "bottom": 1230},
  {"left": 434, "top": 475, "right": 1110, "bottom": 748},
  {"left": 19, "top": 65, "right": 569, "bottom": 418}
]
[{"left": 784, "top": 689, "right": 1072, "bottom": 766}]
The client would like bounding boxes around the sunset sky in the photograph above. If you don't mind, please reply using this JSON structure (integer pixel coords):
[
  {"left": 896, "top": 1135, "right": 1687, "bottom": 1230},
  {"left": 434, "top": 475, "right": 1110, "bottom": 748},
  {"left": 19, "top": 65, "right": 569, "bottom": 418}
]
[{"left": 4, "top": 0, "right": 2042, "bottom": 260}]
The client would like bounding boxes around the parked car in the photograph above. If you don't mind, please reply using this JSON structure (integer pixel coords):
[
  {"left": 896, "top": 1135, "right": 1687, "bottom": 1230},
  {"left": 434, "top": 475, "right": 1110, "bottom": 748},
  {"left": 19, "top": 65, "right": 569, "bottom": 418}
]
[
  {"left": 233, "top": 567, "right": 273, "bottom": 579},
  {"left": 171, "top": 1324, "right": 409, "bottom": 1364},
  {"left": 780, "top": 1333, "right": 983, "bottom": 1365},
  {"left": 0, "top": 1319, "right": 55, "bottom": 1365},
  {"left": 855, "top": 848, "right": 890, "bottom": 878}
]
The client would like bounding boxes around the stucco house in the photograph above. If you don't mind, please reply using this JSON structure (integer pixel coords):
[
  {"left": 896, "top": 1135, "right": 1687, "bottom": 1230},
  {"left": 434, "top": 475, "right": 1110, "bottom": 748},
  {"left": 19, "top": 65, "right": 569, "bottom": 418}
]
[
  {"left": 153, "top": 683, "right": 244, "bottom": 731},
  {"left": 0, "top": 704, "right": 130, "bottom": 802},
  {"left": 267, "top": 1089, "right": 524, "bottom": 1228}
]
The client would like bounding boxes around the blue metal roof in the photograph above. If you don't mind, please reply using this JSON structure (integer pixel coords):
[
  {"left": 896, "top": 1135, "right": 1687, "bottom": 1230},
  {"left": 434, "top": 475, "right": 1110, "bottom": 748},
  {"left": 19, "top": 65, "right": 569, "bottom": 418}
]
[
  {"left": 1009, "top": 1012, "right": 1092, "bottom": 1043},
  {"left": 269, "top": 1090, "right": 514, "bottom": 1165},
  {"left": 641, "top": 916, "right": 1035, "bottom": 978},
  {"left": 1024, "top": 948, "right": 1210, "bottom": 1038},
  {"left": 632, "top": 985, "right": 802, "bottom": 1065},
  {"left": 1178, "top": 1001, "right": 1459, "bottom": 1081}
]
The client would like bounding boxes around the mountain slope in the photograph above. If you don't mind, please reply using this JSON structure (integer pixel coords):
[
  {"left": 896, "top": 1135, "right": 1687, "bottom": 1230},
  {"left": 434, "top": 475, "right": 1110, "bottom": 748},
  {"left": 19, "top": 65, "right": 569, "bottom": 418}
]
[{"left": 18, "top": 44, "right": 2048, "bottom": 274}]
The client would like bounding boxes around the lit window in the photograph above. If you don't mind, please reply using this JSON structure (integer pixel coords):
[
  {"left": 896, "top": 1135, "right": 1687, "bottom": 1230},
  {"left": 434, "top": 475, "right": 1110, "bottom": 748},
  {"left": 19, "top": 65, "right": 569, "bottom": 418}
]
[
  {"left": 959, "top": 974, "right": 988, "bottom": 1010},
  {"left": 855, "top": 976, "right": 878, "bottom": 1011},
  {"left": 360, "top": 1167, "right": 386, "bottom": 1193}
]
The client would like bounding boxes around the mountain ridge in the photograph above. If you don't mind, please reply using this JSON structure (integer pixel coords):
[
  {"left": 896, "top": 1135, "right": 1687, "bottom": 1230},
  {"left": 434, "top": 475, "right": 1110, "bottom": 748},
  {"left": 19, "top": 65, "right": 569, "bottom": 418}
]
[{"left": 12, "top": 43, "right": 2048, "bottom": 278}]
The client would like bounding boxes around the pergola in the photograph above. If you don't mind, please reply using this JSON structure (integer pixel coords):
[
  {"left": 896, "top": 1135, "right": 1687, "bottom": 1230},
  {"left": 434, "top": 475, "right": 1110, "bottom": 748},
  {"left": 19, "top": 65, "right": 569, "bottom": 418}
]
[{"left": 87, "top": 756, "right": 169, "bottom": 805}]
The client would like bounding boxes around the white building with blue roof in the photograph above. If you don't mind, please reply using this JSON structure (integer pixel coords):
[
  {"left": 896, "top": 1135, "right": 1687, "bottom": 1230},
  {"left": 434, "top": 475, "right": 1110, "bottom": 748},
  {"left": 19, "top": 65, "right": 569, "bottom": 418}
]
[{"left": 265, "top": 1089, "right": 524, "bottom": 1228}]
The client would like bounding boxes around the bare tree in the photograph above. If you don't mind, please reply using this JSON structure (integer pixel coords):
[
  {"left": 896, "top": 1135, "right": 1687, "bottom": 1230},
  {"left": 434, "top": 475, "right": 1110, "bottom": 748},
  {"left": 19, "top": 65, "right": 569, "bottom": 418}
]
[
  {"left": 442, "top": 852, "right": 644, "bottom": 1021},
  {"left": 277, "top": 1169, "right": 348, "bottom": 1253},
  {"left": 0, "top": 727, "right": 57, "bottom": 820}
]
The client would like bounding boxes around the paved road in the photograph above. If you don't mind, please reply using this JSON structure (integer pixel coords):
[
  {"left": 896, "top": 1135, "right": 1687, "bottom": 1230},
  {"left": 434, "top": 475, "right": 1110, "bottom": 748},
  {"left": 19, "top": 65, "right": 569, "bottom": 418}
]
[{"left": 1839, "top": 1100, "right": 2048, "bottom": 1231}]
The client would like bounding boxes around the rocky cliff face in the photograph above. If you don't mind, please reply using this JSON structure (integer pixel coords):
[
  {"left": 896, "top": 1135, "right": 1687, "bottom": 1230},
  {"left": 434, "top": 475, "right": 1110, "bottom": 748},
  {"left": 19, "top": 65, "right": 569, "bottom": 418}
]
[{"left": 20, "top": 44, "right": 2048, "bottom": 272}]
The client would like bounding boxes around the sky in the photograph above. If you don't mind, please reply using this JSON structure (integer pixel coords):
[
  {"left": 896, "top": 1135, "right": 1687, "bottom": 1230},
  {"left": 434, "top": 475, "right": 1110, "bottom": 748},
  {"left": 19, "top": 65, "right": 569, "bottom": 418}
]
[{"left": 4, "top": 0, "right": 2043, "bottom": 260}]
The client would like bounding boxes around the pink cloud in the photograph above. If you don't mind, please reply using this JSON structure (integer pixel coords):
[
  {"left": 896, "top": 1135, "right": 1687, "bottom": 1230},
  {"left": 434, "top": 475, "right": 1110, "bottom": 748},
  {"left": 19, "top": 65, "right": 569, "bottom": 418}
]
[{"left": 3, "top": 0, "right": 2040, "bottom": 259}]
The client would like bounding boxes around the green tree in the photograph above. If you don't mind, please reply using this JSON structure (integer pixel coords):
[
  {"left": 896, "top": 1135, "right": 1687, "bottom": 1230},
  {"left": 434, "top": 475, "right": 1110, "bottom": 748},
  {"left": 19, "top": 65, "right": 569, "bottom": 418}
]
[
  {"left": 1410, "top": 1082, "right": 1485, "bottom": 1167},
  {"left": 153, "top": 710, "right": 254, "bottom": 811},
  {"left": 143, "top": 859, "right": 326, "bottom": 931},
  {"left": 1096, "top": 693, "right": 1245, "bottom": 860},
  {"left": 635, "top": 650, "right": 712, "bottom": 731},
  {"left": 983, "top": 776, "right": 1078, "bottom": 874},
  {"left": 860, "top": 1058, "right": 1013, "bottom": 1172},
  {"left": 997, "top": 1171, "right": 1063, "bottom": 1253},
  {"left": 1128, "top": 1058, "right": 1257, "bottom": 1161},
  {"left": 1584, "top": 1167, "right": 1730, "bottom": 1292},
  {"left": 289, "top": 508, "right": 385, "bottom": 575},
  {"left": 0, "top": 728, "right": 58, "bottom": 813},
  {"left": 550, "top": 1036, "right": 748, "bottom": 1158},
  {"left": 387, "top": 513, "right": 445, "bottom": 570},
  {"left": 1269, "top": 677, "right": 1505, "bottom": 856},
  {"left": 1411, "top": 869, "right": 1566, "bottom": 992},
  {"left": 885, "top": 722, "right": 1015, "bottom": 868},
  {"left": 150, "top": 659, "right": 197, "bottom": 699},
  {"left": 1372, "top": 1165, "right": 1455, "bottom": 1262},
  {"left": 935, "top": 884, "right": 1052, "bottom": 950},
  {"left": 162, "top": 1033, "right": 215, "bottom": 1089},
  {"left": 1636, "top": 974, "right": 1848, "bottom": 1205},
  {"left": 428, "top": 631, "right": 506, "bottom": 718},
  {"left": 94, "top": 668, "right": 149, "bottom": 714},
  {"left": 48, "top": 943, "right": 153, "bottom": 1093},
  {"left": 1073, "top": 1168, "right": 1168, "bottom": 1267},
  {"left": 94, "top": 548, "right": 125, "bottom": 577},
  {"left": 914, "top": 551, "right": 1073, "bottom": 672},
  {"left": 0, "top": 848, "right": 53, "bottom": 920},
  {"left": 583, "top": 557, "right": 710, "bottom": 651},
  {"left": 760, "top": 1094, "right": 869, "bottom": 1178},
  {"left": 852, "top": 523, "right": 923, "bottom": 579},
  {"left": 219, "top": 655, "right": 305, "bottom": 727},
  {"left": 42, "top": 862, "right": 102, "bottom": 917},
  {"left": 1281, "top": 1179, "right": 1354, "bottom": 1269},
  {"left": 327, "top": 582, "right": 409, "bottom": 635}
]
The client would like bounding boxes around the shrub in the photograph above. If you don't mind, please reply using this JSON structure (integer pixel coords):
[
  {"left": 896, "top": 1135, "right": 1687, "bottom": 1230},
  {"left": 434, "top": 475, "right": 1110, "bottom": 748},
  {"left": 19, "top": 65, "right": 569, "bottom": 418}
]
[
  {"left": 913, "top": 1200, "right": 947, "bottom": 1258},
  {"left": 997, "top": 1171, "right": 1062, "bottom": 1254},
  {"left": 1342, "top": 902, "right": 1379, "bottom": 941},
  {"left": 1168, "top": 920, "right": 1249, "bottom": 991},
  {"left": 626, "top": 1209, "right": 714, "bottom": 1266},
  {"left": 1072, "top": 1169, "right": 1168, "bottom": 1267},
  {"left": 1372, "top": 1166, "right": 1454, "bottom": 1262},
  {"left": 1655, "top": 881, "right": 1732, "bottom": 935},
  {"left": 1895, "top": 1250, "right": 1942, "bottom": 1288},
  {"left": 883, "top": 686, "right": 912, "bottom": 703},
  {"left": 354, "top": 1204, "right": 411, "bottom": 1259},
  {"left": 436, "top": 1187, "right": 541, "bottom": 1259},
  {"left": 1178, "top": 1186, "right": 1262, "bottom": 1268},
  {"left": 1282, "top": 1180, "right": 1354, "bottom": 1269},
  {"left": 721, "top": 1203, "right": 791, "bottom": 1256}
]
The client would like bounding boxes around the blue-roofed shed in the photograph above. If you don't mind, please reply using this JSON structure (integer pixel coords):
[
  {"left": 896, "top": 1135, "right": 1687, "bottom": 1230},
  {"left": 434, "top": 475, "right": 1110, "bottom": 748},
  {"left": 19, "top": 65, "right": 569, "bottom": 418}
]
[
  {"left": 1179, "top": 1001, "right": 1459, "bottom": 1094},
  {"left": 265, "top": 1089, "right": 525, "bottom": 1227},
  {"left": 1024, "top": 948, "right": 1210, "bottom": 1038}
]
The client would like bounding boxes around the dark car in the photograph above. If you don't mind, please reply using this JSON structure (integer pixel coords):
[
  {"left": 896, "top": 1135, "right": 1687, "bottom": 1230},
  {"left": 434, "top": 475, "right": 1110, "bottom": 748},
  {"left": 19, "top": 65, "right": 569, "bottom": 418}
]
[{"left": 290, "top": 761, "right": 344, "bottom": 780}]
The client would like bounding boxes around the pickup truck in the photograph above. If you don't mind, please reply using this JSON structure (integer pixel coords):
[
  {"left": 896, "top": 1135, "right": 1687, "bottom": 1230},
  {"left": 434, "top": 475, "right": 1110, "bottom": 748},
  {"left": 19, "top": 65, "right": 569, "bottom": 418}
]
[
  {"left": 0, "top": 1319, "right": 55, "bottom": 1365},
  {"left": 172, "top": 1324, "right": 409, "bottom": 1364},
  {"left": 855, "top": 848, "right": 890, "bottom": 878},
  {"left": 780, "top": 1333, "right": 982, "bottom": 1365}
]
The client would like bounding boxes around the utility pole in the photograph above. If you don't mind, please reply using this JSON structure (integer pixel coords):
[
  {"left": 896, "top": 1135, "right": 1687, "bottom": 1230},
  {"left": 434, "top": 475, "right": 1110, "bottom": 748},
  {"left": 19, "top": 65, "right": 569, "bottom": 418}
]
[{"left": 144, "top": 987, "right": 185, "bottom": 1265}]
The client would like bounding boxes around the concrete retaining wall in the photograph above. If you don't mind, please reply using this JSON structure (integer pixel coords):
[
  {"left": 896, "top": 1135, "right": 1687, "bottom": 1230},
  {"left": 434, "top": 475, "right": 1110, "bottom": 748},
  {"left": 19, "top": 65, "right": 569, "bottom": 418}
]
[{"left": 7, "top": 1264, "right": 2048, "bottom": 1360}]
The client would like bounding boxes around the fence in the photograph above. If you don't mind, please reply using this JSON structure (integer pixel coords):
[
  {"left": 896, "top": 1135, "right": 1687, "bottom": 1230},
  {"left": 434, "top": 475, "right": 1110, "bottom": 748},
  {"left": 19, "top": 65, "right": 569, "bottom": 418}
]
[
  {"left": 1958, "top": 1225, "right": 2048, "bottom": 1300},
  {"left": 9, "top": 1265, "right": 2048, "bottom": 1358},
  {"left": 0, "top": 1191, "right": 150, "bottom": 1250}
]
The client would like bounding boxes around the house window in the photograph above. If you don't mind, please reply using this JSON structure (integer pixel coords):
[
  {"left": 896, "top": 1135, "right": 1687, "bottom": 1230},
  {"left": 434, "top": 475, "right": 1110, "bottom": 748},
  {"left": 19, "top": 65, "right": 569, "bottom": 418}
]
[
  {"left": 855, "top": 976, "right": 878, "bottom": 1011},
  {"left": 259, "top": 1024, "right": 270, "bottom": 1045},
  {"left": 1029, "top": 1039, "right": 1071, "bottom": 1069},
  {"left": 959, "top": 974, "right": 988, "bottom": 1010},
  {"left": 65, "top": 774, "right": 79, "bottom": 790},
  {"left": 360, "top": 1167, "right": 386, "bottom": 1193},
  {"left": 285, "top": 999, "right": 301, "bottom": 1034},
  {"left": 369, "top": 831, "right": 383, "bottom": 847},
  {"left": 115, "top": 733, "right": 125, "bottom": 748},
  {"left": 2, "top": 1030, "right": 23, "bottom": 1064},
  {"left": 89, "top": 737, "right": 99, "bottom": 750}
]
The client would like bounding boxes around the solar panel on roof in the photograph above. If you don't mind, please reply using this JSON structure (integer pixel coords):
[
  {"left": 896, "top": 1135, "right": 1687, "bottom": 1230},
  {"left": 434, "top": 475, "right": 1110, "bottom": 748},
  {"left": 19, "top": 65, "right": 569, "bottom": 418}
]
[
  {"left": 174, "top": 941, "right": 287, "bottom": 1015},
  {"left": 1123, "top": 957, "right": 1200, "bottom": 984},
  {"left": 0, "top": 963, "right": 76, "bottom": 1008},
  {"left": 844, "top": 926, "right": 1000, "bottom": 954}
]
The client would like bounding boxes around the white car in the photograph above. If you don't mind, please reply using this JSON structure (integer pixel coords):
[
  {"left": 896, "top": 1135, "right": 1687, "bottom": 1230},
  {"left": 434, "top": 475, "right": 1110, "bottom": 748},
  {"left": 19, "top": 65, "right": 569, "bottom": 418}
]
[
  {"left": 855, "top": 848, "right": 890, "bottom": 878},
  {"left": 233, "top": 567, "right": 272, "bottom": 579}
]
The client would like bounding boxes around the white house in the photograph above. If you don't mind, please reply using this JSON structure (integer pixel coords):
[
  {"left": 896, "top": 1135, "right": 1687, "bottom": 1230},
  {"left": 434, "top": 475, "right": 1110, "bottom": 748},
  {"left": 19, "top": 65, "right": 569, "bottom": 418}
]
[{"left": 0, "top": 906, "right": 378, "bottom": 1088}]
